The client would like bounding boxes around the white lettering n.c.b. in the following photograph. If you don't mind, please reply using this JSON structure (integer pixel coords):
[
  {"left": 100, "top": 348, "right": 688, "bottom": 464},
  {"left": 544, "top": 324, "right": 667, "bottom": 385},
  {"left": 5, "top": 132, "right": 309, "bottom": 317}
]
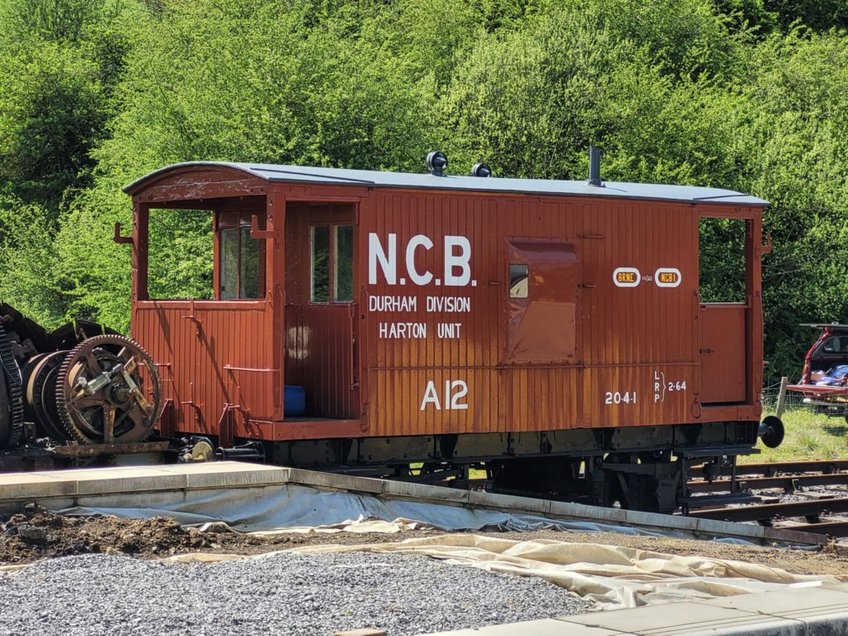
[{"left": 406, "top": 234, "right": 434, "bottom": 285}]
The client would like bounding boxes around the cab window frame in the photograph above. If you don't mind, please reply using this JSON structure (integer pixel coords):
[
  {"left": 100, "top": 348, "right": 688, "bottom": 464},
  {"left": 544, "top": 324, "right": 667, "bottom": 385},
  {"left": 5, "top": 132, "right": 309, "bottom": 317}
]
[
  {"left": 216, "top": 211, "right": 267, "bottom": 301},
  {"left": 310, "top": 223, "right": 354, "bottom": 304}
]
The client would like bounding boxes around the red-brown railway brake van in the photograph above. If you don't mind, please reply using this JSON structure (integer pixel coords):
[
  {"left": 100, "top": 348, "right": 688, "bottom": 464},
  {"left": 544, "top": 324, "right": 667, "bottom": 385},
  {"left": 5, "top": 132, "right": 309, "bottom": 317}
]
[{"left": 123, "top": 158, "right": 778, "bottom": 512}]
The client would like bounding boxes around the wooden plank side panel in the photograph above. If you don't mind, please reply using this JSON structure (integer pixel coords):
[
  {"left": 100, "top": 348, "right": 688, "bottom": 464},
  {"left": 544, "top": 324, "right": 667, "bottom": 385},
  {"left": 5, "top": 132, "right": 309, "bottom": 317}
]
[
  {"left": 581, "top": 200, "right": 698, "bottom": 366},
  {"left": 363, "top": 190, "right": 495, "bottom": 437},
  {"left": 579, "top": 200, "right": 699, "bottom": 427},
  {"left": 498, "top": 368, "right": 579, "bottom": 431},
  {"left": 133, "top": 302, "right": 276, "bottom": 437},
  {"left": 363, "top": 191, "right": 588, "bottom": 437},
  {"left": 366, "top": 368, "right": 579, "bottom": 434},
  {"left": 361, "top": 190, "right": 710, "bottom": 437},
  {"left": 700, "top": 304, "right": 747, "bottom": 403},
  {"left": 581, "top": 365, "right": 696, "bottom": 427}
]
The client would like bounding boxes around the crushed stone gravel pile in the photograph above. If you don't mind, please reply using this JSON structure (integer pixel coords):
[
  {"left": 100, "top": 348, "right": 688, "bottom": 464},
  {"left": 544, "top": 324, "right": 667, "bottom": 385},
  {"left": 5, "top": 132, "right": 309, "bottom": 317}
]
[{"left": 0, "top": 551, "right": 587, "bottom": 635}]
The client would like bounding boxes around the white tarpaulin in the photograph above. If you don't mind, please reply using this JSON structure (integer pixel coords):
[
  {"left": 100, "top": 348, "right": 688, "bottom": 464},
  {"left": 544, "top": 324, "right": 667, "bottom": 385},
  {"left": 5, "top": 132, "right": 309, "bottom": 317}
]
[{"left": 273, "top": 534, "right": 846, "bottom": 610}]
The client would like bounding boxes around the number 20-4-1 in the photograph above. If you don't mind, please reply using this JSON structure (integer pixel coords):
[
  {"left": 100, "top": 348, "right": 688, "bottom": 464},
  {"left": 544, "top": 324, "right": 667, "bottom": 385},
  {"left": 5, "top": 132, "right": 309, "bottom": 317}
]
[{"left": 605, "top": 391, "right": 636, "bottom": 405}]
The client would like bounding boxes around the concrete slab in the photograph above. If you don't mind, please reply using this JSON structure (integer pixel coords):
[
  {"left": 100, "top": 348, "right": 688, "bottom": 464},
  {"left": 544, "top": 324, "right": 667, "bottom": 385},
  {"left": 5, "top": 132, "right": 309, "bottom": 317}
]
[
  {"left": 693, "top": 516, "right": 765, "bottom": 541},
  {"left": 709, "top": 586, "right": 848, "bottom": 627},
  {"left": 562, "top": 600, "right": 793, "bottom": 635},
  {"left": 0, "top": 462, "right": 828, "bottom": 549},
  {"left": 155, "top": 462, "right": 286, "bottom": 475},
  {"left": 425, "top": 587, "right": 848, "bottom": 635},
  {"left": 621, "top": 508, "right": 695, "bottom": 532},
  {"left": 547, "top": 501, "right": 622, "bottom": 525},
  {"left": 421, "top": 617, "right": 622, "bottom": 635},
  {"left": 184, "top": 465, "right": 289, "bottom": 489},
  {"left": 0, "top": 462, "right": 290, "bottom": 507},
  {"left": 467, "top": 490, "right": 552, "bottom": 516},
  {"left": 0, "top": 473, "right": 77, "bottom": 499},
  {"left": 286, "top": 468, "right": 384, "bottom": 495},
  {"left": 56, "top": 465, "right": 178, "bottom": 480},
  {"left": 380, "top": 479, "right": 470, "bottom": 505},
  {"left": 72, "top": 467, "right": 189, "bottom": 495},
  {"left": 762, "top": 525, "right": 827, "bottom": 546}
]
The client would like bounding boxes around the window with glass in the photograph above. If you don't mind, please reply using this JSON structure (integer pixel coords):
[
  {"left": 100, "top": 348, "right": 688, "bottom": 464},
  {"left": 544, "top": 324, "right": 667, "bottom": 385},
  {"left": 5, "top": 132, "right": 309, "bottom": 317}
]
[
  {"left": 311, "top": 226, "right": 330, "bottom": 303},
  {"left": 311, "top": 224, "right": 354, "bottom": 303},
  {"left": 509, "top": 264, "right": 529, "bottom": 298},
  {"left": 218, "top": 214, "right": 266, "bottom": 300},
  {"left": 823, "top": 336, "right": 848, "bottom": 353}
]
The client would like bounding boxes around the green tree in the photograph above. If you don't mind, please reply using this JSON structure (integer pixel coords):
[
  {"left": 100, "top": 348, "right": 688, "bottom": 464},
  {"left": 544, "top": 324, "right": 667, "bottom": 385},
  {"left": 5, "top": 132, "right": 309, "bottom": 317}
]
[
  {"left": 0, "top": 0, "right": 141, "bottom": 207},
  {"left": 0, "top": 0, "right": 842, "bottom": 377},
  {"left": 0, "top": 42, "right": 108, "bottom": 206},
  {"left": 0, "top": 190, "right": 65, "bottom": 326},
  {"left": 442, "top": 2, "right": 747, "bottom": 183},
  {"left": 764, "top": 0, "right": 848, "bottom": 31},
  {"left": 0, "top": 0, "right": 104, "bottom": 44},
  {"left": 713, "top": 0, "right": 779, "bottom": 36},
  {"left": 739, "top": 31, "right": 848, "bottom": 379}
]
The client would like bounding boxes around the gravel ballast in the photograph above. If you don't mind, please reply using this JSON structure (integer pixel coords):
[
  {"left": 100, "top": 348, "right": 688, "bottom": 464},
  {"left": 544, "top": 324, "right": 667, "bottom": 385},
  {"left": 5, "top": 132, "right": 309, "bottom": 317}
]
[{"left": 0, "top": 551, "right": 587, "bottom": 635}]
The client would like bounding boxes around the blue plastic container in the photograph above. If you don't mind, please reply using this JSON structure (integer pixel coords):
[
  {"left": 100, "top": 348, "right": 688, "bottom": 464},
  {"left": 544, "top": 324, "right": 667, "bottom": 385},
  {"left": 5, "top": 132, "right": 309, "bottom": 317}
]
[{"left": 284, "top": 385, "right": 306, "bottom": 418}]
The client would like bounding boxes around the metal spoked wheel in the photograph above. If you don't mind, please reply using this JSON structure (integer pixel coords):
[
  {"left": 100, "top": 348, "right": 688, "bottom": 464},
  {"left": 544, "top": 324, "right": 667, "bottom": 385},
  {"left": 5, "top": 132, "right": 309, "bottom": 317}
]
[{"left": 56, "top": 335, "right": 162, "bottom": 445}]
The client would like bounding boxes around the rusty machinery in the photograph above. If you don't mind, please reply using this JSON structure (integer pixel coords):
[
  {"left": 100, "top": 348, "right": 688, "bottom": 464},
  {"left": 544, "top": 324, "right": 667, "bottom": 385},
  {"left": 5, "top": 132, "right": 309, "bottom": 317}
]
[{"left": 0, "top": 303, "right": 162, "bottom": 458}]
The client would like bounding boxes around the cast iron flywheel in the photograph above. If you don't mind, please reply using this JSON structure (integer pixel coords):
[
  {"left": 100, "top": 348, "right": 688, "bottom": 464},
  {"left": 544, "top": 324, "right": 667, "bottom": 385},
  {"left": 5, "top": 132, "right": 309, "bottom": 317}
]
[{"left": 55, "top": 335, "right": 162, "bottom": 445}]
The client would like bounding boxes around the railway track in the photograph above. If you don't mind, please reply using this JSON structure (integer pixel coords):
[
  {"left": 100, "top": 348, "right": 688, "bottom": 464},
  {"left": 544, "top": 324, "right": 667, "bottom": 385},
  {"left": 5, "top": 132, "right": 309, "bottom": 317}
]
[
  {"left": 686, "top": 460, "right": 848, "bottom": 537},
  {"left": 407, "top": 459, "right": 848, "bottom": 538}
]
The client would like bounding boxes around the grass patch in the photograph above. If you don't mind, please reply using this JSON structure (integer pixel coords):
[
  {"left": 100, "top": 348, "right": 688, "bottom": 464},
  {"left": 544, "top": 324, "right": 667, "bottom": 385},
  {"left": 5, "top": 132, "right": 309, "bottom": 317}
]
[{"left": 744, "top": 408, "right": 848, "bottom": 463}]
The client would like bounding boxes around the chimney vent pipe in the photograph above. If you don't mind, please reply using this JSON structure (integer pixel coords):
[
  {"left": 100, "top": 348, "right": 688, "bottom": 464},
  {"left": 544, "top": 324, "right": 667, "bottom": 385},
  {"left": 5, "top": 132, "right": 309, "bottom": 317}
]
[{"left": 588, "top": 146, "right": 603, "bottom": 187}]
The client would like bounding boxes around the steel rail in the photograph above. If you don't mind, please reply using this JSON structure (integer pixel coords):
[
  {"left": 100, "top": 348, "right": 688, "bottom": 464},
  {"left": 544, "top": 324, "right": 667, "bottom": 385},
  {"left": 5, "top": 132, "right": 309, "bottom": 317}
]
[
  {"left": 688, "top": 473, "right": 848, "bottom": 493},
  {"left": 702, "top": 460, "right": 848, "bottom": 477},
  {"left": 779, "top": 521, "right": 848, "bottom": 537},
  {"left": 688, "top": 497, "right": 848, "bottom": 523}
]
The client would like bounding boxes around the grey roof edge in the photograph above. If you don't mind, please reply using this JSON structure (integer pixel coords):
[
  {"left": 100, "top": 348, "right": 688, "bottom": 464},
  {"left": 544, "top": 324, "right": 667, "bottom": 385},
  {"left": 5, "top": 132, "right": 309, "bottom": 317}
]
[{"left": 123, "top": 161, "right": 769, "bottom": 206}]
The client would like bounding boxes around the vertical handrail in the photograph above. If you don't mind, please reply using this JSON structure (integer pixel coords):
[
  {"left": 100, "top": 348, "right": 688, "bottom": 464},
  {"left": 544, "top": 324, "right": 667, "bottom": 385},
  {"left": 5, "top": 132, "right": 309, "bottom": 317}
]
[{"left": 348, "top": 303, "right": 359, "bottom": 389}]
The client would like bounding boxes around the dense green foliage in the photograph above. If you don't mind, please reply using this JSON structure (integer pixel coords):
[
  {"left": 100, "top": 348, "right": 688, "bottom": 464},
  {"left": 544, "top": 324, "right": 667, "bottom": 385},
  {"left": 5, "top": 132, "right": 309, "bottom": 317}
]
[{"left": 0, "top": 0, "right": 846, "bottom": 382}]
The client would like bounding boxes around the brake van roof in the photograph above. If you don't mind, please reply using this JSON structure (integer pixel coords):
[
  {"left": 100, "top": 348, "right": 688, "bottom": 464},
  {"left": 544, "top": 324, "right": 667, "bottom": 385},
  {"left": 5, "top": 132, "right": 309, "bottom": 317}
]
[{"left": 124, "top": 161, "right": 769, "bottom": 206}]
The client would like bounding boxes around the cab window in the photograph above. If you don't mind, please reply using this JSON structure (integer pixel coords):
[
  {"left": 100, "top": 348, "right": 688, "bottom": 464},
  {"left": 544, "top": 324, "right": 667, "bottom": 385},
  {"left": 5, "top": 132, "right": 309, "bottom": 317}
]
[
  {"left": 310, "top": 224, "right": 354, "bottom": 303},
  {"left": 218, "top": 213, "right": 266, "bottom": 300}
]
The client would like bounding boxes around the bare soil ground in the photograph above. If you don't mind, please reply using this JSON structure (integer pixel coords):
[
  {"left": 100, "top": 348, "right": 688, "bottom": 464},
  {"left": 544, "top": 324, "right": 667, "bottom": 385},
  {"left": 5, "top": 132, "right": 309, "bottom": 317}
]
[{"left": 2, "top": 505, "right": 847, "bottom": 576}]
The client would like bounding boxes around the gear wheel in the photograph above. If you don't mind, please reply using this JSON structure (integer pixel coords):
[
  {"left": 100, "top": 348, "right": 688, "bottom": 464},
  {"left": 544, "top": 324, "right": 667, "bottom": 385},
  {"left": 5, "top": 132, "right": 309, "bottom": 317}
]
[
  {"left": 24, "top": 351, "right": 70, "bottom": 441},
  {"left": 56, "top": 335, "right": 162, "bottom": 445},
  {"left": 0, "top": 323, "right": 24, "bottom": 448}
]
